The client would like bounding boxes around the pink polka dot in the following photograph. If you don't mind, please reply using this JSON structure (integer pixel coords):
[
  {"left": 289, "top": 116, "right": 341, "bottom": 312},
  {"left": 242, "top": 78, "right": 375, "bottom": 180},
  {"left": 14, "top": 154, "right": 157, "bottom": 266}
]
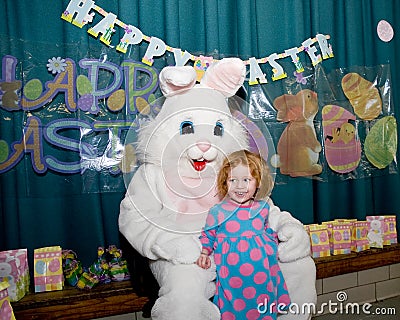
[
  {"left": 220, "top": 266, "right": 229, "bottom": 278},
  {"left": 267, "top": 280, "right": 274, "bottom": 292},
  {"left": 241, "top": 230, "right": 255, "bottom": 237},
  {"left": 214, "top": 253, "right": 221, "bottom": 265},
  {"left": 263, "top": 257, "right": 270, "bottom": 269},
  {"left": 264, "top": 243, "right": 274, "bottom": 255},
  {"left": 218, "top": 298, "right": 224, "bottom": 309},
  {"left": 243, "top": 286, "right": 256, "bottom": 299},
  {"left": 237, "top": 210, "right": 249, "bottom": 220},
  {"left": 223, "top": 289, "right": 233, "bottom": 301},
  {"left": 221, "top": 311, "right": 235, "bottom": 320},
  {"left": 237, "top": 240, "right": 249, "bottom": 252},
  {"left": 250, "top": 248, "right": 262, "bottom": 261},
  {"left": 254, "top": 271, "right": 267, "bottom": 284},
  {"left": 233, "top": 298, "right": 246, "bottom": 311},
  {"left": 227, "top": 252, "right": 239, "bottom": 265},
  {"left": 206, "top": 214, "right": 215, "bottom": 226},
  {"left": 229, "top": 276, "right": 243, "bottom": 288},
  {"left": 200, "top": 237, "right": 210, "bottom": 245},
  {"left": 239, "top": 263, "right": 254, "bottom": 276},
  {"left": 256, "top": 293, "right": 269, "bottom": 305},
  {"left": 218, "top": 212, "right": 226, "bottom": 224},
  {"left": 278, "top": 294, "right": 291, "bottom": 305},
  {"left": 221, "top": 242, "right": 230, "bottom": 254},
  {"left": 221, "top": 202, "right": 235, "bottom": 211},
  {"left": 270, "top": 264, "right": 279, "bottom": 277},
  {"left": 246, "top": 309, "right": 260, "bottom": 319},
  {"left": 252, "top": 218, "right": 263, "bottom": 230},
  {"left": 262, "top": 316, "right": 274, "bottom": 320},
  {"left": 226, "top": 220, "right": 240, "bottom": 233}
]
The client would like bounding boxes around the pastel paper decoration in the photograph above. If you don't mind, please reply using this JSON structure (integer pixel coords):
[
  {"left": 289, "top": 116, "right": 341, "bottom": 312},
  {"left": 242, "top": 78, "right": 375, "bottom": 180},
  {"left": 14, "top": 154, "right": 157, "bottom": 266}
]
[
  {"left": 268, "top": 53, "right": 287, "bottom": 81},
  {"left": 193, "top": 56, "right": 214, "bottom": 82},
  {"left": 364, "top": 116, "right": 398, "bottom": 169},
  {"left": 273, "top": 90, "right": 322, "bottom": 177},
  {"left": 383, "top": 215, "right": 398, "bottom": 245},
  {"left": 87, "top": 12, "right": 117, "bottom": 46},
  {"left": 61, "top": 1, "right": 334, "bottom": 82},
  {"left": 341, "top": 73, "right": 382, "bottom": 120},
  {"left": 377, "top": 20, "right": 394, "bottom": 42},
  {"left": 307, "top": 224, "right": 331, "bottom": 258},
  {"left": 366, "top": 216, "right": 385, "bottom": 248},
  {"left": 172, "top": 49, "right": 192, "bottom": 67},
  {"left": 116, "top": 25, "right": 144, "bottom": 53},
  {"left": 248, "top": 57, "right": 268, "bottom": 85},
  {"left": 61, "top": 0, "right": 95, "bottom": 28},
  {"left": 0, "top": 249, "right": 30, "bottom": 302},
  {"left": 34, "top": 246, "right": 64, "bottom": 292},
  {"left": 322, "top": 105, "right": 361, "bottom": 173},
  {"left": 351, "top": 221, "right": 370, "bottom": 252},
  {"left": 330, "top": 222, "right": 352, "bottom": 255},
  {"left": 142, "top": 37, "right": 167, "bottom": 66},
  {"left": 0, "top": 282, "right": 16, "bottom": 320}
]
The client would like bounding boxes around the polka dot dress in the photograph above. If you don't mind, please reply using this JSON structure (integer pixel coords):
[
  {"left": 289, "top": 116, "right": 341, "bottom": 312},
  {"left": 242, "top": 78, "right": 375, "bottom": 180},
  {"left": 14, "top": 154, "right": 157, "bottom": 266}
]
[{"left": 200, "top": 200, "right": 291, "bottom": 320}]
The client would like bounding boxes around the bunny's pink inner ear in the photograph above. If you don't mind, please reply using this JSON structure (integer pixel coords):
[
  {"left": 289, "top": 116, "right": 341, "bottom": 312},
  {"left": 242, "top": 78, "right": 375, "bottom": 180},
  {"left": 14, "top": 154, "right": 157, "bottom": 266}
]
[
  {"left": 159, "top": 66, "right": 197, "bottom": 96},
  {"left": 200, "top": 57, "right": 246, "bottom": 97}
]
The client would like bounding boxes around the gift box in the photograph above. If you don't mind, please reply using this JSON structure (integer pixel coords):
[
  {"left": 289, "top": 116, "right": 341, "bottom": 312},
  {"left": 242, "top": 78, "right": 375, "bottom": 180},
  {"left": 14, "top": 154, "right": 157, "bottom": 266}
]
[
  {"left": 34, "top": 246, "right": 64, "bottom": 293},
  {"left": 330, "top": 222, "right": 352, "bottom": 255},
  {"left": 366, "top": 216, "right": 385, "bottom": 248},
  {"left": 383, "top": 215, "right": 398, "bottom": 245},
  {"left": 308, "top": 224, "right": 331, "bottom": 258},
  {"left": 351, "top": 221, "right": 370, "bottom": 252},
  {"left": 0, "top": 282, "right": 16, "bottom": 320},
  {"left": 0, "top": 249, "right": 30, "bottom": 302}
]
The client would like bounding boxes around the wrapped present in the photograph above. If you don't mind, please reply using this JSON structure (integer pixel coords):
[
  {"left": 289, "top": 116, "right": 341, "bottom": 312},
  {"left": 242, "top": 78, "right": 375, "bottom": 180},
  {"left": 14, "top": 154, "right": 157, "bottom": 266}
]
[
  {"left": 366, "top": 216, "right": 385, "bottom": 248},
  {"left": 383, "top": 215, "right": 398, "bottom": 245},
  {"left": 351, "top": 221, "right": 370, "bottom": 252},
  {"left": 76, "top": 272, "right": 99, "bottom": 290},
  {"left": 0, "top": 249, "right": 30, "bottom": 302},
  {"left": 330, "top": 222, "right": 352, "bottom": 255},
  {"left": 34, "top": 246, "right": 63, "bottom": 293},
  {"left": 62, "top": 250, "right": 83, "bottom": 287},
  {"left": 321, "top": 221, "right": 334, "bottom": 252},
  {"left": 0, "top": 282, "right": 16, "bottom": 320},
  {"left": 308, "top": 224, "right": 330, "bottom": 258},
  {"left": 107, "top": 245, "right": 130, "bottom": 282}
]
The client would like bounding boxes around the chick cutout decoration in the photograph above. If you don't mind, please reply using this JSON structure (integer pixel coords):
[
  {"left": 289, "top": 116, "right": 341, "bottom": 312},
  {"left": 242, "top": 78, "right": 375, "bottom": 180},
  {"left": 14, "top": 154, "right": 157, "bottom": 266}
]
[{"left": 322, "top": 105, "right": 361, "bottom": 174}]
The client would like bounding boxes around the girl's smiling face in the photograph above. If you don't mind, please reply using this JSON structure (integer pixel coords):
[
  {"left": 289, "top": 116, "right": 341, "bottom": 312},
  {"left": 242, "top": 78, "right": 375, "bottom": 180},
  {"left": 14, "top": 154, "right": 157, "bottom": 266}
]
[{"left": 226, "top": 164, "right": 258, "bottom": 205}]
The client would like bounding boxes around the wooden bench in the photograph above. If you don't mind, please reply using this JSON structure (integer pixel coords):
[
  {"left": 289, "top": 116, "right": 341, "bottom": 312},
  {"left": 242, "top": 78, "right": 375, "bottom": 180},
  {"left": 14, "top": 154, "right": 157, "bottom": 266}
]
[{"left": 12, "top": 244, "right": 400, "bottom": 319}]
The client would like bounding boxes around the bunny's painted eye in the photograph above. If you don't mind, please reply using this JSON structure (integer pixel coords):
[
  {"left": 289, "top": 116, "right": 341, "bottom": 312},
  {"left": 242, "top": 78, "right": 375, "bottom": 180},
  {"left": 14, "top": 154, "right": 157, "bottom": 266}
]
[
  {"left": 180, "top": 121, "right": 194, "bottom": 135},
  {"left": 214, "top": 122, "right": 224, "bottom": 136}
]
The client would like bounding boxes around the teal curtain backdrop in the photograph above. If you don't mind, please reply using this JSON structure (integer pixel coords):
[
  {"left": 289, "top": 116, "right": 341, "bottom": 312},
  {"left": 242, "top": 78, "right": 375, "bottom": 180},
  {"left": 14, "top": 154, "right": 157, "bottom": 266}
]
[{"left": 0, "top": 0, "right": 399, "bottom": 267}]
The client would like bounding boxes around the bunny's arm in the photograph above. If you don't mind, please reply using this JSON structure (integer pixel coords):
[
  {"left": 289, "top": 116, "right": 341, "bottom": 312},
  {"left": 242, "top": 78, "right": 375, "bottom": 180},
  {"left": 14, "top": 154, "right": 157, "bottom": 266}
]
[{"left": 119, "top": 164, "right": 169, "bottom": 260}]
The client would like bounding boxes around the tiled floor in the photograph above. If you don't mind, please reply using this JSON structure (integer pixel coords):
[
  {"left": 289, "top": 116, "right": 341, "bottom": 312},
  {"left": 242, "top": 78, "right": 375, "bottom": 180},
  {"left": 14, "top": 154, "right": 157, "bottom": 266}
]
[{"left": 94, "top": 295, "right": 400, "bottom": 320}]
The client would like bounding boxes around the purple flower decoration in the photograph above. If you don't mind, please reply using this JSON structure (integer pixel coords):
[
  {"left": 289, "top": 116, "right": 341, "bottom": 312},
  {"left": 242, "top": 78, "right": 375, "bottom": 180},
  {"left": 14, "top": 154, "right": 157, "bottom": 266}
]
[
  {"left": 294, "top": 71, "right": 307, "bottom": 85},
  {"left": 125, "top": 26, "right": 132, "bottom": 34}
]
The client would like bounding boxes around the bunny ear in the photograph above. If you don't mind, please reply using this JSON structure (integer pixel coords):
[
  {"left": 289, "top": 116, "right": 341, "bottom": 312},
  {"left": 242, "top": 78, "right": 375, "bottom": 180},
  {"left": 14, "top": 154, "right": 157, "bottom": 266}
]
[
  {"left": 159, "top": 66, "right": 197, "bottom": 96},
  {"left": 200, "top": 57, "right": 246, "bottom": 97}
]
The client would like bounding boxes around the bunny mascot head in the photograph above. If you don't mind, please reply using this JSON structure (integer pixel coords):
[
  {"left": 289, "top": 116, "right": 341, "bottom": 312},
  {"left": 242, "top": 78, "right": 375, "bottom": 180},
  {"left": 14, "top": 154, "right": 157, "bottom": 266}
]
[{"left": 119, "top": 58, "right": 316, "bottom": 320}]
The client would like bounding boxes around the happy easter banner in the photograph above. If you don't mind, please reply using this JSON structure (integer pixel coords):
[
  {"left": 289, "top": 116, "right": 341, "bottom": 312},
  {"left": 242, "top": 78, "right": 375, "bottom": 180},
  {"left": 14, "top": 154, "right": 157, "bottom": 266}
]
[{"left": 60, "top": 0, "right": 334, "bottom": 84}]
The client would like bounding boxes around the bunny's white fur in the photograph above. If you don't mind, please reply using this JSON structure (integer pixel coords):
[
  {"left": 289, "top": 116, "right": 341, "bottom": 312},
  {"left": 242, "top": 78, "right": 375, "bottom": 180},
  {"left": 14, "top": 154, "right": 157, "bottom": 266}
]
[{"left": 119, "top": 58, "right": 316, "bottom": 320}]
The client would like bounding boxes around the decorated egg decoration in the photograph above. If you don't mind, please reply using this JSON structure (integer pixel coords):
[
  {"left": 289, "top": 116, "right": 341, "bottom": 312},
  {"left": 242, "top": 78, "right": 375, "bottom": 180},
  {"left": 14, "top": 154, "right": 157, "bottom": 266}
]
[
  {"left": 322, "top": 105, "right": 361, "bottom": 173},
  {"left": 341, "top": 73, "right": 382, "bottom": 120},
  {"left": 364, "top": 116, "right": 397, "bottom": 169}
]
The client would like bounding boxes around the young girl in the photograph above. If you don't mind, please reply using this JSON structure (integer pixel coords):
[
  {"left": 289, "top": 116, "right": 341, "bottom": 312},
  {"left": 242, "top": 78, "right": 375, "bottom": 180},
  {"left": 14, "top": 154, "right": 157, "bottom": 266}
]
[{"left": 196, "top": 150, "right": 290, "bottom": 320}]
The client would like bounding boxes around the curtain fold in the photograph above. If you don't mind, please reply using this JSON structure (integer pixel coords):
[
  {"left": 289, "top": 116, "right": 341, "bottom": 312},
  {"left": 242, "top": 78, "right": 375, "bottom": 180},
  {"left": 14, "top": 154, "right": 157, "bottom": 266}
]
[{"left": 0, "top": 0, "right": 399, "bottom": 267}]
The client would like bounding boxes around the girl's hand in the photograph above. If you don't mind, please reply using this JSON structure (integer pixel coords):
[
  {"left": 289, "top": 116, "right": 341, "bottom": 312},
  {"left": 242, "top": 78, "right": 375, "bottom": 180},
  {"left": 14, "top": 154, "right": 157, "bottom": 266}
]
[{"left": 196, "top": 253, "right": 211, "bottom": 269}]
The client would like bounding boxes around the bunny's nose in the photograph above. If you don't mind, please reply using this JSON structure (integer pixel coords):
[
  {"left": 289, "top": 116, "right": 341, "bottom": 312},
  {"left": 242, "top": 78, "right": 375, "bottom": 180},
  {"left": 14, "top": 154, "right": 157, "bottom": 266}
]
[{"left": 197, "top": 140, "right": 211, "bottom": 152}]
